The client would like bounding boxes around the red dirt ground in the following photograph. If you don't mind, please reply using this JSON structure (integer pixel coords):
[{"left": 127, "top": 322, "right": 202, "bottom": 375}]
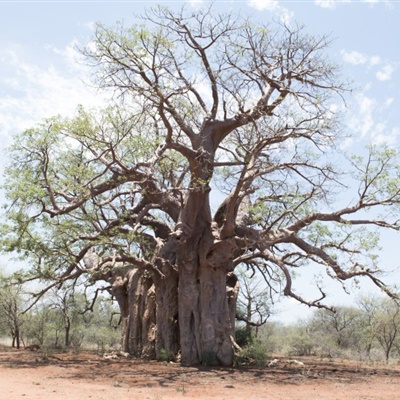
[{"left": 1, "top": 346, "right": 400, "bottom": 400}]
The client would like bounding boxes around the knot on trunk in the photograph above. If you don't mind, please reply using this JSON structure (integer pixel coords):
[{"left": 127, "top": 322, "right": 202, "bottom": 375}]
[
  {"left": 170, "top": 222, "right": 192, "bottom": 244},
  {"left": 206, "top": 238, "right": 242, "bottom": 270}
]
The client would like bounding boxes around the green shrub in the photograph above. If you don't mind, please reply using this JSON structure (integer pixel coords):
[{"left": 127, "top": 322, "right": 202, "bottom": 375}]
[
  {"left": 234, "top": 339, "right": 270, "bottom": 367},
  {"left": 286, "top": 332, "right": 315, "bottom": 356},
  {"left": 159, "top": 348, "right": 173, "bottom": 362},
  {"left": 235, "top": 327, "right": 254, "bottom": 347}
]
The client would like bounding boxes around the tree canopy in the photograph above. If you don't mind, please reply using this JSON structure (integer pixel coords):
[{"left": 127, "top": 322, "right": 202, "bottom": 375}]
[{"left": 1, "top": 5, "right": 400, "bottom": 366}]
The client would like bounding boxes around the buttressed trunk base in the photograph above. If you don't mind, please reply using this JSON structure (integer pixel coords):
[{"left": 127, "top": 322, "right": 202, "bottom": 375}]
[{"left": 177, "top": 234, "right": 238, "bottom": 366}]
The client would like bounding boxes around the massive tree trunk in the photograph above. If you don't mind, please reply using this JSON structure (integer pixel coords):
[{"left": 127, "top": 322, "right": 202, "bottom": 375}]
[
  {"left": 177, "top": 239, "right": 240, "bottom": 366},
  {"left": 111, "top": 251, "right": 236, "bottom": 365},
  {"left": 86, "top": 248, "right": 180, "bottom": 360},
  {"left": 108, "top": 268, "right": 154, "bottom": 357},
  {"left": 175, "top": 189, "right": 241, "bottom": 365},
  {"left": 171, "top": 133, "right": 243, "bottom": 366},
  {"left": 154, "top": 267, "right": 179, "bottom": 360},
  {"left": 123, "top": 269, "right": 156, "bottom": 358}
]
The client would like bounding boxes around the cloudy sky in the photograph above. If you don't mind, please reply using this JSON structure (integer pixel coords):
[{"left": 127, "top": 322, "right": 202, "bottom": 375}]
[{"left": 1, "top": 0, "right": 399, "bottom": 321}]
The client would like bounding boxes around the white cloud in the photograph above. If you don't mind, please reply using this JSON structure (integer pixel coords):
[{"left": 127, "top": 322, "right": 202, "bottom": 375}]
[
  {"left": 188, "top": 0, "right": 204, "bottom": 8},
  {"left": 372, "top": 125, "right": 400, "bottom": 146},
  {"left": 347, "top": 94, "right": 376, "bottom": 138},
  {"left": 314, "top": 0, "right": 338, "bottom": 9},
  {"left": 279, "top": 8, "right": 294, "bottom": 24},
  {"left": 369, "top": 55, "right": 381, "bottom": 66},
  {"left": 341, "top": 50, "right": 370, "bottom": 65},
  {"left": 358, "top": 95, "right": 376, "bottom": 135},
  {"left": 313, "top": 1, "right": 394, "bottom": 17},
  {"left": 362, "top": 0, "right": 389, "bottom": 4},
  {"left": 341, "top": 50, "right": 396, "bottom": 82},
  {"left": 46, "top": 40, "right": 84, "bottom": 72},
  {"left": 0, "top": 42, "right": 107, "bottom": 141},
  {"left": 385, "top": 97, "right": 394, "bottom": 107},
  {"left": 247, "top": 0, "right": 293, "bottom": 24},
  {"left": 247, "top": 0, "right": 279, "bottom": 10},
  {"left": 360, "top": 0, "right": 395, "bottom": 8},
  {"left": 314, "top": 0, "right": 351, "bottom": 9},
  {"left": 376, "top": 63, "right": 395, "bottom": 81},
  {"left": 346, "top": 92, "right": 399, "bottom": 146}
]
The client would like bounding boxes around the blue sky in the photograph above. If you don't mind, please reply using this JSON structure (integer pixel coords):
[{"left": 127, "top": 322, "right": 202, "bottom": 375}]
[
  {"left": 1, "top": 1, "right": 398, "bottom": 147},
  {"left": 1, "top": 0, "right": 399, "bottom": 322}
]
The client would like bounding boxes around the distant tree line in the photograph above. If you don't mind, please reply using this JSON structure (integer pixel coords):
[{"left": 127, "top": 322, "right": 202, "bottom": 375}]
[
  {"left": 250, "top": 296, "right": 400, "bottom": 363},
  {"left": 0, "top": 272, "right": 120, "bottom": 353}
]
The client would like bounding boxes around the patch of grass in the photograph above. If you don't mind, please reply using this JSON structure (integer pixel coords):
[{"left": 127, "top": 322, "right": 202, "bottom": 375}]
[{"left": 176, "top": 373, "right": 187, "bottom": 394}]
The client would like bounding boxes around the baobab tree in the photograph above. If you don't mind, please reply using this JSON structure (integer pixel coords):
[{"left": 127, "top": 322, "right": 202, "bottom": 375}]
[{"left": 1, "top": 5, "right": 400, "bottom": 366}]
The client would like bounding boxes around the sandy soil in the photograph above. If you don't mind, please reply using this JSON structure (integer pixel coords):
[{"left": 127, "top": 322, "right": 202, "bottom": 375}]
[{"left": 1, "top": 346, "right": 399, "bottom": 400}]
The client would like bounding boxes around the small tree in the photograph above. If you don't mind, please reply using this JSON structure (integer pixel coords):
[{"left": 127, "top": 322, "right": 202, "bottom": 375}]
[
  {"left": 374, "top": 299, "right": 400, "bottom": 363},
  {"left": 49, "top": 286, "right": 77, "bottom": 348},
  {"left": 23, "top": 300, "right": 51, "bottom": 346},
  {"left": 309, "top": 307, "right": 363, "bottom": 356},
  {"left": 356, "top": 295, "right": 382, "bottom": 357},
  {"left": 236, "top": 267, "right": 272, "bottom": 343},
  {"left": 284, "top": 321, "right": 317, "bottom": 357},
  {"left": 84, "top": 296, "right": 121, "bottom": 352},
  {"left": 0, "top": 275, "right": 25, "bottom": 348},
  {"left": 44, "top": 286, "right": 99, "bottom": 349}
]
